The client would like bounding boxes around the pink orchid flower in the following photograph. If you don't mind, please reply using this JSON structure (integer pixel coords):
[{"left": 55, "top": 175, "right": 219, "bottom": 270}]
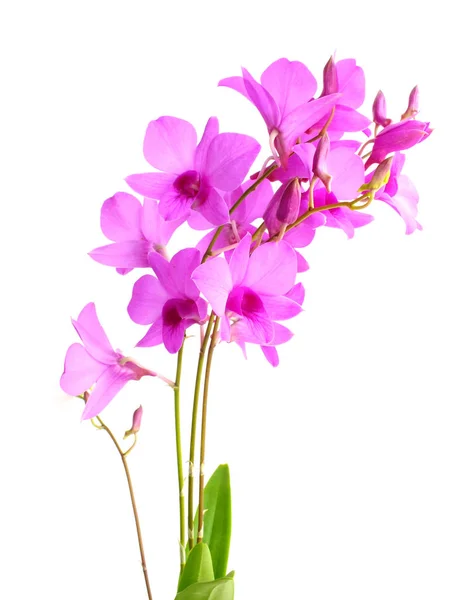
[
  {"left": 60, "top": 303, "right": 155, "bottom": 420},
  {"left": 126, "top": 116, "right": 260, "bottom": 225},
  {"left": 128, "top": 248, "right": 208, "bottom": 353},
  {"left": 89, "top": 193, "right": 180, "bottom": 274},
  {"left": 192, "top": 234, "right": 299, "bottom": 345},
  {"left": 219, "top": 58, "right": 340, "bottom": 167},
  {"left": 366, "top": 119, "right": 432, "bottom": 168}
]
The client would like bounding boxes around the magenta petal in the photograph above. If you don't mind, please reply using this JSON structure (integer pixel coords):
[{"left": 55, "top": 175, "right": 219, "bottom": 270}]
[
  {"left": 161, "top": 299, "right": 200, "bottom": 353},
  {"left": 60, "top": 343, "right": 108, "bottom": 396},
  {"left": 261, "top": 345, "right": 279, "bottom": 366},
  {"left": 328, "top": 147, "right": 365, "bottom": 200},
  {"left": 261, "top": 295, "right": 302, "bottom": 320},
  {"left": 220, "top": 317, "right": 231, "bottom": 342},
  {"left": 148, "top": 252, "right": 177, "bottom": 296},
  {"left": 328, "top": 105, "right": 371, "bottom": 132},
  {"left": 241, "top": 68, "right": 280, "bottom": 128},
  {"left": 286, "top": 282, "right": 305, "bottom": 306},
  {"left": 195, "top": 117, "right": 220, "bottom": 171},
  {"left": 205, "top": 133, "right": 261, "bottom": 191},
  {"left": 137, "top": 318, "right": 164, "bottom": 347},
  {"left": 233, "top": 178, "right": 273, "bottom": 224},
  {"left": 260, "top": 59, "right": 317, "bottom": 117},
  {"left": 72, "top": 303, "right": 117, "bottom": 365},
  {"left": 295, "top": 251, "right": 309, "bottom": 272},
  {"left": 100, "top": 193, "right": 142, "bottom": 242},
  {"left": 218, "top": 76, "right": 249, "bottom": 98},
  {"left": 336, "top": 59, "right": 365, "bottom": 109},
  {"left": 158, "top": 189, "right": 193, "bottom": 221},
  {"left": 196, "top": 188, "right": 230, "bottom": 226},
  {"left": 89, "top": 240, "right": 150, "bottom": 268},
  {"left": 128, "top": 275, "right": 168, "bottom": 325},
  {"left": 125, "top": 172, "right": 174, "bottom": 199},
  {"left": 229, "top": 233, "right": 251, "bottom": 286},
  {"left": 245, "top": 241, "right": 297, "bottom": 296},
  {"left": 169, "top": 248, "right": 201, "bottom": 298},
  {"left": 81, "top": 365, "right": 132, "bottom": 420},
  {"left": 192, "top": 257, "right": 233, "bottom": 316},
  {"left": 284, "top": 224, "right": 316, "bottom": 249},
  {"left": 271, "top": 322, "right": 294, "bottom": 345},
  {"left": 141, "top": 198, "right": 181, "bottom": 246},
  {"left": 144, "top": 116, "right": 196, "bottom": 173}
]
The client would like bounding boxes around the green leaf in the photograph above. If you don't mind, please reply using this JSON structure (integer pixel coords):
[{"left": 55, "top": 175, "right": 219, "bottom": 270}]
[
  {"left": 225, "top": 571, "right": 235, "bottom": 579},
  {"left": 175, "top": 577, "right": 234, "bottom": 600},
  {"left": 178, "top": 543, "right": 215, "bottom": 592},
  {"left": 191, "top": 464, "right": 232, "bottom": 579}
]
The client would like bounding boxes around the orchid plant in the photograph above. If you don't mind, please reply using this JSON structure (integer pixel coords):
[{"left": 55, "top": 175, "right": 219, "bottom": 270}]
[{"left": 61, "top": 56, "right": 431, "bottom": 599}]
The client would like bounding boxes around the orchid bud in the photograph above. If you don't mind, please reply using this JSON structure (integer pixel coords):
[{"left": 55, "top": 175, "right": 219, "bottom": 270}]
[
  {"left": 276, "top": 178, "right": 301, "bottom": 224},
  {"left": 322, "top": 56, "right": 338, "bottom": 95},
  {"left": 401, "top": 85, "right": 419, "bottom": 120},
  {"left": 359, "top": 156, "right": 393, "bottom": 193},
  {"left": 312, "top": 133, "right": 332, "bottom": 192},
  {"left": 372, "top": 90, "right": 391, "bottom": 127},
  {"left": 124, "top": 405, "right": 143, "bottom": 439}
]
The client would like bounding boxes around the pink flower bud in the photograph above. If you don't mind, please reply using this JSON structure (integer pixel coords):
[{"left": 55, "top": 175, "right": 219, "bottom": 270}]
[
  {"left": 359, "top": 156, "right": 394, "bottom": 193},
  {"left": 312, "top": 133, "right": 332, "bottom": 192},
  {"left": 322, "top": 56, "right": 338, "bottom": 95},
  {"left": 124, "top": 405, "right": 143, "bottom": 439},
  {"left": 372, "top": 90, "right": 391, "bottom": 127},
  {"left": 401, "top": 85, "right": 419, "bottom": 120},
  {"left": 276, "top": 178, "right": 301, "bottom": 224}
]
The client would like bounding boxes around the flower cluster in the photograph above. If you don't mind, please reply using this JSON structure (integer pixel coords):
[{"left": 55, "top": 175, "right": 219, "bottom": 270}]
[{"left": 61, "top": 55, "right": 431, "bottom": 420}]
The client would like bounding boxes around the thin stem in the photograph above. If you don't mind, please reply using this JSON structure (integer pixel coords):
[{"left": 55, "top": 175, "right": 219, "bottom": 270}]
[
  {"left": 174, "top": 340, "right": 186, "bottom": 571},
  {"left": 201, "top": 163, "right": 278, "bottom": 262},
  {"left": 95, "top": 416, "right": 153, "bottom": 600},
  {"left": 188, "top": 314, "right": 215, "bottom": 549},
  {"left": 197, "top": 316, "right": 220, "bottom": 544}
]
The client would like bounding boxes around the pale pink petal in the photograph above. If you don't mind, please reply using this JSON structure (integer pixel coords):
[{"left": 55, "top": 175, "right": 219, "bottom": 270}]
[
  {"left": 128, "top": 275, "right": 168, "bottom": 325},
  {"left": 137, "top": 318, "right": 164, "bottom": 347},
  {"left": 144, "top": 116, "right": 197, "bottom": 173},
  {"left": 125, "top": 172, "right": 174, "bottom": 200},
  {"left": 241, "top": 68, "right": 280, "bottom": 128},
  {"left": 188, "top": 210, "right": 215, "bottom": 231},
  {"left": 261, "top": 345, "right": 279, "bottom": 366},
  {"left": 218, "top": 76, "right": 249, "bottom": 98},
  {"left": 314, "top": 105, "right": 370, "bottom": 132},
  {"left": 72, "top": 303, "right": 117, "bottom": 365},
  {"left": 271, "top": 322, "right": 294, "bottom": 344},
  {"left": 82, "top": 365, "right": 132, "bottom": 420},
  {"left": 100, "top": 193, "right": 142, "bottom": 242},
  {"left": 229, "top": 233, "right": 252, "bottom": 286},
  {"left": 233, "top": 179, "right": 273, "bottom": 224},
  {"left": 89, "top": 240, "right": 150, "bottom": 268},
  {"left": 244, "top": 241, "right": 297, "bottom": 296},
  {"left": 148, "top": 252, "right": 177, "bottom": 296},
  {"left": 261, "top": 295, "right": 302, "bottom": 320},
  {"left": 328, "top": 147, "right": 365, "bottom": 199},
  {"left": 205, "top": 133, "right": 261, "bottom": 191},
  {"left": 141, "top": 198, "right": 181, "bottom": 245},
  {"left": 60, "top": 343, "right": 108, "bottom": 396},
  {"left": 295, "top": 251, "right": 309, "bottom": 272},
  {"left": 195, "top": 117, "right": 220, "bottom": 171},
  {"left": 192, "top": 257, "right": 233, "bottom": 316},
  {"left": 195, "top": 188, "right": 230, "bottom": 226},
  {"left": 169, "top": 248, "right": 201, "bottom": 299},
  {"left": 284, "top": 224, "right": 316, "bottom": 249},
  {"left": 286, "top": 282, "right": 305, "bottom": 306},
  {"left": 260, "top": 59, "right": 317, "bottom": 117},
  {"left": 220, "top": 317, "right": 231, "bottom": 342},
  {"left": 336, "top": 59, "right": 365, "bottom": 109}
]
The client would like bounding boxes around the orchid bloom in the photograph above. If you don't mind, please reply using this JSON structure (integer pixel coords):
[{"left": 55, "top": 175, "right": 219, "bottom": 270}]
[
  {"left": 373, "top": 153, "right": 422, "bottom": 234},
  {"left": 219, "top": 58, "right": 340, "bottom": 167},
  {"left": 89, "top": 193, "right": 180, "bottom": 274},
  {"left": 60, "top": 303, "right": 155, "bottom": 420},
  {"left": 192, "top": 234, "right": 299, "bottom": 345},
  {"left": 126, "top": 116, "right": 260, "bottom": 225},
  {"left": 128, "top": 248, "right": 208, "bottom": 353},
  {"left": 366, "top": 119, "right": 432, "bottom": 168}
]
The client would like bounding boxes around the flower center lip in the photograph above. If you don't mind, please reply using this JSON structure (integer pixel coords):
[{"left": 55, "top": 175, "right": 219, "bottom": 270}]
[{"left": 173, "top": 170, "right": 200, "bottom": 198}]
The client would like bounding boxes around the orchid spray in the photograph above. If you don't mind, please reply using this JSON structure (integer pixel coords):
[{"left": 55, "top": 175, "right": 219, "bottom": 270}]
[{"left": 61, "top": 55, "right": 431, "bottom": 599}]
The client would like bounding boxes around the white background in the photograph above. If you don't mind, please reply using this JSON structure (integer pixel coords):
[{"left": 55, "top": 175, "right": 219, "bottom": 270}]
[{"left": 1, "top": 1, "right": 449, "bottom": 599}]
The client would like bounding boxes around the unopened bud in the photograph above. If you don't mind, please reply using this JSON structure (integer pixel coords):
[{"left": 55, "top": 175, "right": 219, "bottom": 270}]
[
  {"left": 276, "top": 178, "right": 301, "bottom": 224},
  {"left": 359, "top": 156, "right": 393, "bottom": 193},
  {"left": 312, "top": 133, "right": 332, "bottom": 192},
  {"left": 322, "top": 56, "right": 338, "bottom": 96},
  {"left": 401, "top": 85, "right": 419, "bottom": 120},
  {"left": 124, "top": 405, "right": 143, "bottom": 439},
  {"left": 372, "top": 90, "right": 391, "bottom": 127}
]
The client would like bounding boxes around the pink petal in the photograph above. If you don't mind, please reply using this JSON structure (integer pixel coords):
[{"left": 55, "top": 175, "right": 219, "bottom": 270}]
[
  {"left": 261, "top": 345, "right": 279, "bottom": 367},
  {"left": 100, "top": 193, "right": 142, "bottom": 242},
  {"left": 205, "top": 133, "right": 261, "bottom": 191},
  {"left": 260, "top": 59, "right": 317, "bottom": 118},
  {"left": 195, "top": 117, "right": 220, "bottom": 171},
  {"left": 261, "top": 295, "right": 302, "bottom": 320},
  {"left": 195, "top": 187, "right": 230, "bottom": 226},
  {"left": 229, "top": 233, "right": 251, "bottom": 286},
  {"left": 148, "top": 252, "right": 177, "bottom": 296},
  {"left": 328, "top": 147, "right": 365, "bottom": 199},
  {"left": 81, "top": 365, "right": 132, "bottom": 420},
  {"left": 286, "top": 282, "right": 305, "bottom": 306},
  {"left": 192, "top": 257, "right": 233, "bottom": 316},
  {"left": 60, "top": 343, "right": 108, "bottom": 396},
  {"left": 284, "top": 224, "right": 316, "bottom": 249},
  {"left": 128, "top": 275, "right": 168, "bottom": 325},
  {"left": 244, "top": 241, "right": 297, "bottom": 296},
  {"left": 141, "top": 198, "right": 181, "bottom": 246},
  {"left": 144, "top": 116, "right": 197, "bottom": 173},
  {"left": 125, "top": 172, "right": 174, "bottom": 200},
  {"left": 241, "top": 68, "right": 280, "bottom": 128},
  {"left": 271, "top": 322, "right": 294, "bottom": 344},
  {"left": 295, "top": 251, "right": 309, "bottom": 272},
  {"left": 336, "top": 59, "right": 365, "bottom": 109},
  {"left": 319, "top": 105, "right": 371, "bottom": 132},
  {"left": 232, "top": 179, "right": 273, "bottom": 224},
  {"left": 89, "top": 240, "right": 150, "bottom": 268},
  {"left": 137, "top": 318, "right": 164, "bottom": 347},
  {"left": 168, "top": 248, "right": 201, "bottom": 299},
  {"left": 72, "top": 303, "right": 117, "bottom": 365}
]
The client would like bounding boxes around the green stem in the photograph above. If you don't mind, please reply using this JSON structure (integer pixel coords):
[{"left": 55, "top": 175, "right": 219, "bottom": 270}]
[
  {"left": 188, "top": 314, "right": 216, "bottom": 549},
  {"left": 174, "top": 340, "right": 186, "bottom": 571},
  {"left": 197, "top": 316, "right": 220, "bottom": 544},
  {"left": 95, "top": 416, "right": 153, "bottom": 600}
]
